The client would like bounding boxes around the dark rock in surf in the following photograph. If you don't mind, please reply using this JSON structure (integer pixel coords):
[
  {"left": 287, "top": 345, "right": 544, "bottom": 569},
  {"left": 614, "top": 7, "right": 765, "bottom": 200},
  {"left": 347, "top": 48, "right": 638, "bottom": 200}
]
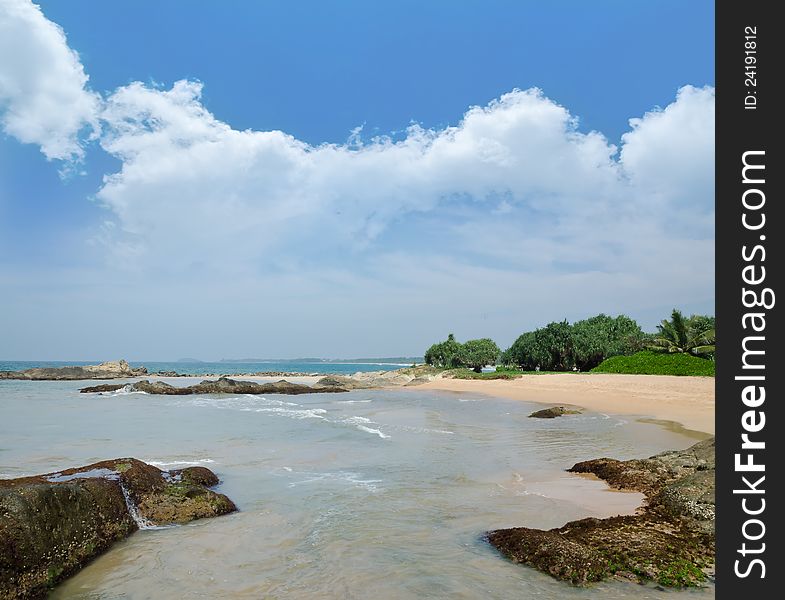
[
  {"left": 0, "top": 459, "right": 236, "bottom": 598},
  {"left": 528, "top": 406, "right": 582, "bottom": 418},
  {"left": 80, "top": 376, "right": 349, "bottom": 395}
]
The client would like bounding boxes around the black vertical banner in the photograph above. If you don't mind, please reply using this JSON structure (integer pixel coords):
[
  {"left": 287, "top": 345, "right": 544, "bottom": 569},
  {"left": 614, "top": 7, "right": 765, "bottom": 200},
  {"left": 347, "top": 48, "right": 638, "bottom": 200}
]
[{"left": 716, "top": 2, "right": 782, "bottom": 598}]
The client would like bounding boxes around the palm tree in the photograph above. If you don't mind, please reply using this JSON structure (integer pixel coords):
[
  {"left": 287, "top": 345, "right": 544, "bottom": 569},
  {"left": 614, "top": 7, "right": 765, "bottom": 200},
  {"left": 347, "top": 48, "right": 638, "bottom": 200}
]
[{"left": 650, "top": 309, "right": 715, "bottom": 356}]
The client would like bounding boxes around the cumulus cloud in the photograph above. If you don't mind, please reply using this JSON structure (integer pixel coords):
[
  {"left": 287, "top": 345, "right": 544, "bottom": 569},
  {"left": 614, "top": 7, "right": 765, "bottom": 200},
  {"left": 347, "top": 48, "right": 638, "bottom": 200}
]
[
  {"left": 620, "top": 85, "right": 715, "bottom": 232},
  {"left": 0, "top": 0, "right": 99, "bottom": 161},
  {"left": 92, "top": 83, "right": 630, "bottom": 267},
  {"left": 91, "top": 79, "right": 713, "bottom": 278}
]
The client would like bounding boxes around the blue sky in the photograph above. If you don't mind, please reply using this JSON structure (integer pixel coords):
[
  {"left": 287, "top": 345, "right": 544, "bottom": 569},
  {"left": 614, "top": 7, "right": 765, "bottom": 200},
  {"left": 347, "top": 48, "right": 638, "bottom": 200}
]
[{"left": 0, "top": 0, "right": 714, "bottom": 360}]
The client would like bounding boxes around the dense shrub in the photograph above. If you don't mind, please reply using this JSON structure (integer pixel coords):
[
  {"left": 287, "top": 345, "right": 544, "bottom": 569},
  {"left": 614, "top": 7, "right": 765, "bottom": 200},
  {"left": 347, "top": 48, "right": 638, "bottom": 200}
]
[
  {"left": 503, "top": 314, "right": 645, "bottom": 372},
  {"left": 424, "top": 334, "right": 499, "bottom": 370},
  {"left": 591, "top": 351, "right": 715, "bottom": 376}
]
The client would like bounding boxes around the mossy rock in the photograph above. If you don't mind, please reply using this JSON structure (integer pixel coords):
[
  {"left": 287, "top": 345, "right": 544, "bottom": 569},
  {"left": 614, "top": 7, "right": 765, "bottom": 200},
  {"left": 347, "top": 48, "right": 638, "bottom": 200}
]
[
  {"left": 528, "top": 406, "right": 582, "bottom": 419},
  {"left": 0, "top": 458, "right": 236, "bottom": 598},
  {"left": 487, "top": 438, "right": 715, "bottom": 588}
]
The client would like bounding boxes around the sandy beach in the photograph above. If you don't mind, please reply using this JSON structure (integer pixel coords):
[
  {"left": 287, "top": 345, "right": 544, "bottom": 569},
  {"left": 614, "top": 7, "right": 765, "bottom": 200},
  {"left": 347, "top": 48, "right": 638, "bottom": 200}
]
[{"left": 420, "top": 374, "right": 715, "bottom": 435}]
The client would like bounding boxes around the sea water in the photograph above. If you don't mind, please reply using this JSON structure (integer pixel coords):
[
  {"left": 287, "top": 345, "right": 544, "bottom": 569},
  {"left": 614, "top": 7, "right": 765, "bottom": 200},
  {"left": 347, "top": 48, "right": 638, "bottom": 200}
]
[
  {"left": 0, "top": 360, "right": 416, "bottom": 376},
  {"left": 0, "top": 379, "right": 714, "bottom": 599}
]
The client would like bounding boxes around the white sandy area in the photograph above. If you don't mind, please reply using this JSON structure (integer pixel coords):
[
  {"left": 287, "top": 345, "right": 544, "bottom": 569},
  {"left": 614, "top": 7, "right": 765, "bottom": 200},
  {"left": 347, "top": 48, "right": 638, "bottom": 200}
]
[{"left": 420, "top": 373, "right": 714, "bottom": 435}]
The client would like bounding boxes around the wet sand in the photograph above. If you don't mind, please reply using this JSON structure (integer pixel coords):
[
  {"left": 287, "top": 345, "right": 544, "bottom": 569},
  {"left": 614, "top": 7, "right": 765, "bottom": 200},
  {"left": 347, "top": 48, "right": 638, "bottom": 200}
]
[{"left": 420, "top": 374, "right": 715, "bottom": 434}]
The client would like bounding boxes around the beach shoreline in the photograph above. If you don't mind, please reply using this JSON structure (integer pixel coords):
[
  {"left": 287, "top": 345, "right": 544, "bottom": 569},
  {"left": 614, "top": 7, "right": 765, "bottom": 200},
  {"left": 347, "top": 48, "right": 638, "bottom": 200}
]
[{"left": 417, "top": 373, "right": 715, "bottom": 435}]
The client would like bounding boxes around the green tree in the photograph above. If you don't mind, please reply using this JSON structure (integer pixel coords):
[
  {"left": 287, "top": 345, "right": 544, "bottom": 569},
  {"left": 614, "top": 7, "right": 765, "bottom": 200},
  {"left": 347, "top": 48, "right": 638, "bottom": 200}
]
[
  {"left": 460, "top": 338, "right": 500, "bottom": 372},
  {"left": 504, "top": 331, "right": 545, "bottom": 370},
  {"left": 650, "top": 309, "right": 715, "bottom": 356},
  {"left": 572, "top": 314, "right": 645, "bottom": 370},
  {"left": 534, "top": 320, "right": 574, "bottom": 371},
  {"left": 424, "top": 333, "right": 464, "bottom": 368}
]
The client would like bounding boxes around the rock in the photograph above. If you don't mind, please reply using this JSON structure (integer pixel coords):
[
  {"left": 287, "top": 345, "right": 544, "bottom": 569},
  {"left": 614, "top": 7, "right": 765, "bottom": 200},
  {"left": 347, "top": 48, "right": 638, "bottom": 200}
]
[
  {"left": 487, "top": 438, "right": 715, "bottom": 587},
  {"left": 0, "top": 360, "right": 147, "bottom": 381},
  {"left": 80, "top": 377, "right": 349, "bottom": 395},
  {"left": 0, "top": 458, "right": 235, "bottom": 598},
  {"left": 313, "top": 376, "right": 372, "bottom": 390},
  {"left": 528, "top": 406, "right": 582, "bottom": 418}
]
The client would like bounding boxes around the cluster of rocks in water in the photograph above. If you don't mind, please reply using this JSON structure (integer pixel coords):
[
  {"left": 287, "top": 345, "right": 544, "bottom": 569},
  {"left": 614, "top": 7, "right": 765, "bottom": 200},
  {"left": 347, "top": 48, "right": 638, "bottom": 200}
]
[
  {"left": 150, "top": 370, "right": 327, "bottom": 377},
  {"left": 488, "top": 437, "right": 715, "bottom": 587},
  {"left": 0, "top": 459, "right": 236, "bottom": 599},
  {"left": 80, "top": 377, "right": 352, "bottom": 395},
  {"left": 0, "top": 360, "right": 148, "bottom": 381}
]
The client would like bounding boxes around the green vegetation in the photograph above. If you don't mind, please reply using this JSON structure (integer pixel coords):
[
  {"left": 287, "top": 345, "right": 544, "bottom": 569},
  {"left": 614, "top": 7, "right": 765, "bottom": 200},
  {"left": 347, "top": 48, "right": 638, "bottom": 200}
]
[
  {"left": 500, "top": 314, "right": 646, "bottom": 371},
  {"left": 656, "top": 558, "right": 707, "bottom": 587},
  {"left": 423, "top": 308, "right": 715, "bottom": 377},
  {"left": 460, "top": 338, "right": 501, "bottom": 372},
  {"left": 591, "top": 351, "right": 715, "bottom": 376},
  {"left": 424, "top": 334, "right": 500, "bottom": 372},
  {"left": 650, "top": 309, "right": 715, "bottom": 357},
  {"left": 424, "top": 334, "right": 464, "bottom": 368}
]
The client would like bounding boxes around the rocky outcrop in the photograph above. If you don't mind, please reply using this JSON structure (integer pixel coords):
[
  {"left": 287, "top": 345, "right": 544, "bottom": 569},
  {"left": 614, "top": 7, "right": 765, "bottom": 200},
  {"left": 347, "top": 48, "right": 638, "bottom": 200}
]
[
  {"left": 80, "top": 376, "right": 349, "bottom": 395},
  {"left": 0, "top": 459, "right": 236, "bottom": 599},
  {"left": 0, "top": 360, "right": 147, "bottom": 381},
  {"left": 528, "top": 406, "right": 582, "bottom": 418},
  {"left": 487, "top": 438, "right": 715, "bottom": 587},
  {"left": 319, "top": 365, "right": 441, "bottom": 389}
]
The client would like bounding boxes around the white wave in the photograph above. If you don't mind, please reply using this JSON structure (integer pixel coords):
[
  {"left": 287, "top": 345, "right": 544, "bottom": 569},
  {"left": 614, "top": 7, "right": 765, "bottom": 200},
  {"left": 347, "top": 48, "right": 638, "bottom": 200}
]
[
  {"left": 101, "top": 384, "right": 148, "bottom": 397},
  {"left": 335, "top": 399, "right": 372, "bottom": 404},
  {"left": 254, "top": 407, "right": 327, "bottom": 420},
  {"left": 516, "top": 489, "right": 552, "bottom": 498},
  {"left": 390, "top": 424, "right": 454, "bottom": 435},
  {"left": 458, "top": 398, "right": 481, "bottom": 402},
  {"left": 147, "top": 458, "right": 216, "bottom": 467},
  {"left": 288, "top": 470, "right": 383, "bottom": 492},
  {"left": 344, "top": 416, "right": 372, "bottom": 423},
  {"left": 183, "top": 396, "right": 299, "bottom": 410},
  {"left": 356, "top": 425, "right": 390, "bottom": 439},
  {"left": 339, "top": 416, "right": 391, "bottom": 439}
]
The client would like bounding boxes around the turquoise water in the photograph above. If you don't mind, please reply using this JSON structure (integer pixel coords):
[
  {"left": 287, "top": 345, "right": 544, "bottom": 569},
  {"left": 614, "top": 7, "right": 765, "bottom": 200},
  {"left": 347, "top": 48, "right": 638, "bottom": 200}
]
[
  {"left": 0, "top": 360, "right": 419, "bottom": 376},
  {"left": 0, "top": 379, "right": 713, "bottom": 599}
]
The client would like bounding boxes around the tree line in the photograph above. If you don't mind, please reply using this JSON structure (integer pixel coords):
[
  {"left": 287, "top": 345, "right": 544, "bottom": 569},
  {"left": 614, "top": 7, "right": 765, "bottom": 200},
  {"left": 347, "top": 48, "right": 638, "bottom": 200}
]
[{"left": 424, "top": 310, "right": 715, "bottom": 373}]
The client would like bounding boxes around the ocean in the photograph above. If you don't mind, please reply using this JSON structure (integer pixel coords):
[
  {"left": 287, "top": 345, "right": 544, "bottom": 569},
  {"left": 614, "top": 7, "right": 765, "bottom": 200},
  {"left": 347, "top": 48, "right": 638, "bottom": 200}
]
[
  {"left": 0, "top": 360, "right": 420, "bottom": 376},
  {"left": 0, "top": 378, "right": 714, "bottom": 599}
]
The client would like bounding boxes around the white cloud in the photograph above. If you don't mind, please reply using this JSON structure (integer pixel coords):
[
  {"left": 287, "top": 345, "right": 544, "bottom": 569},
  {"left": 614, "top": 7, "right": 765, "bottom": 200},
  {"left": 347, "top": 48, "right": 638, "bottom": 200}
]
[
  {"left": 620, "top": 85, "right": 715, "bottom": 224},
  {"left": 94, "top": 84, "right": 631, "bottom": 268},
  {"left": 0, "top": 0, "right": 99, "bottom": 161}
]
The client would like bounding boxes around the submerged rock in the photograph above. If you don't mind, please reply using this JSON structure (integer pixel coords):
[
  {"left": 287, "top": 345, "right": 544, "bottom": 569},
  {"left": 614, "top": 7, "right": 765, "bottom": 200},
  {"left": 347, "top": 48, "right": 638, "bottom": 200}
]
[
  {"left": 528, "top": 406, "right": 582, "bottom": 418},
  {"left": 0, "top": 459, "right": 236, "bottom": 598},
  {"left": 80, "top": 376, "right": 349, "bottom": 395},
  {"left": 487, "top": 438, "right": 715, "bottom": 587},
  {"left": 0, "top": 360, "right": 147, "bottom": 381}
]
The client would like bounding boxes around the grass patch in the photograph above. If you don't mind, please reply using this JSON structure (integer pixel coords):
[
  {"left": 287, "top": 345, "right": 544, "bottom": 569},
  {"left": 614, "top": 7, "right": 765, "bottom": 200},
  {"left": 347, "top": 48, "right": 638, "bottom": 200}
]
[
  {"left": 591, "top": 351, "right": 715, "bottom": 376},
  {"left": 447, "top": 368, "right": 573, "bottom": 379}
]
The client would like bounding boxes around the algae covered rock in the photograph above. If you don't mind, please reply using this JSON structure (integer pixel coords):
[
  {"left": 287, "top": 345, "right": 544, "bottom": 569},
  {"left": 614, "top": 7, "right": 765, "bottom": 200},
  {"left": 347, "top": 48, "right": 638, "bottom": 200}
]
[
  {"left": 0, "top": 458, "right": 236, "bottom": 598},
  {"left": 488, "top": 438, "right": 715, "bottom": 588},
  {"left": 528, "top": 406, "right": 582, "bottom": 418}
]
